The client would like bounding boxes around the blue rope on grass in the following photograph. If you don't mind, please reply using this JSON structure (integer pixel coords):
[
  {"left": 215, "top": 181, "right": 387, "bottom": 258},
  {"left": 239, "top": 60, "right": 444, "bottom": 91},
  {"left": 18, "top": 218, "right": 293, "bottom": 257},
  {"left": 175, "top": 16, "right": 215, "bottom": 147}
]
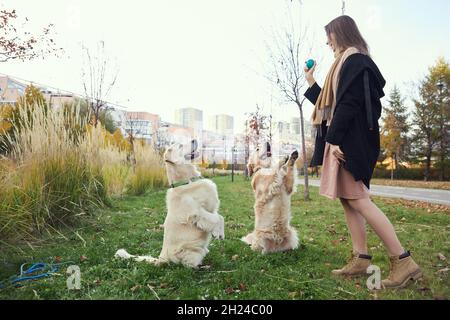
[{"left": 0, "top": 261, "right": 75, "bottom": 289}]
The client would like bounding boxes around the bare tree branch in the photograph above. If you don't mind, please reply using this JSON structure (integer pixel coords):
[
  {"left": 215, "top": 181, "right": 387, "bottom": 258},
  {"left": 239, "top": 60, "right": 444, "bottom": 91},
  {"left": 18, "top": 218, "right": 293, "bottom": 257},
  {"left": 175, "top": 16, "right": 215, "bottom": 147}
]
[{"left": 82, "top": 42, "right": 119, "bottom": 127}]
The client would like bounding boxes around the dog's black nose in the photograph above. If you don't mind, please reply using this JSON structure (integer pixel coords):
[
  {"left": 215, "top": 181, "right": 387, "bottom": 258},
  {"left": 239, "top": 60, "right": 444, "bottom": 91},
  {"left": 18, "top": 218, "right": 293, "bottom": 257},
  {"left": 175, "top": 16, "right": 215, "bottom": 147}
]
[{"left": 291, "top": 150, "right": 299, "bottom": 160}]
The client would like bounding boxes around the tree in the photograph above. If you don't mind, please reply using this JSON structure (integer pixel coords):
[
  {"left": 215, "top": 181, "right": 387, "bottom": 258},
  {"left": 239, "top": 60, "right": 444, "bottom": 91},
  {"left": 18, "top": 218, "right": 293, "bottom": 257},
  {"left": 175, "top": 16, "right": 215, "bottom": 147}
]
[
  {"left": 380, "top": 86, "right": 409, "bottom": 179},
  {"left": 0, "top": 85, "right": 49, "bottom": 153},
  {"left": 244, "top": 105, "right": 269, "bottom": 178},
  {"left": 0, "top": 9, "right": 61, "bottom": 62},
  {"left": 264, "top": 1, "right": 312, "bottom": 200},
  {"left": 246, "top": 104, "right": 269, "bottom": 148},
  {"left": 411, "top": 57, "right": 450, "bottom": 181},
  {"left": 122, "top": 112, "right": 150, "bottom": 149},
  {"left": 433, "top": 58, "right": 450, "bottom": 180},
  {"left": 82, "top": 41, "right": 118, "bottom": 128}
]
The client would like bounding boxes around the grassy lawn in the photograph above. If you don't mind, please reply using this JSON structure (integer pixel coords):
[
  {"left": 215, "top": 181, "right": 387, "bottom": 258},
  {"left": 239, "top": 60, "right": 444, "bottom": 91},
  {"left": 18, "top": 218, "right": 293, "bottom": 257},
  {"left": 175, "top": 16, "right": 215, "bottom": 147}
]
[{"left": 0, "top": 176, "right": 448, "bottom": 300}]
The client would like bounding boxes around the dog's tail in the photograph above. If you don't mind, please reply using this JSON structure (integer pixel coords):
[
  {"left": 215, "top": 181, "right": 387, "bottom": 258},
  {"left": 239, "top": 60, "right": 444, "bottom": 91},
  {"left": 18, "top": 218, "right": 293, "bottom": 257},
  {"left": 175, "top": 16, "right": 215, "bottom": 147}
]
[{"left": 114, "top": 249, "right": 163, "bottom": 265}]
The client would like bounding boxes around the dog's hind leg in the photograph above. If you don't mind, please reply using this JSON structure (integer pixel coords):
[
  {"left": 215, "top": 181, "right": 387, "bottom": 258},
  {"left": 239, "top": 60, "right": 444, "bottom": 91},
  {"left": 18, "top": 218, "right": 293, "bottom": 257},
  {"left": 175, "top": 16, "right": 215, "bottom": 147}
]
[
  {"left": 281, "top": 227, "right": 299, "bottom": 251},
  {"left": 241, "top": 232, "right": 255, "bottom": 245}
]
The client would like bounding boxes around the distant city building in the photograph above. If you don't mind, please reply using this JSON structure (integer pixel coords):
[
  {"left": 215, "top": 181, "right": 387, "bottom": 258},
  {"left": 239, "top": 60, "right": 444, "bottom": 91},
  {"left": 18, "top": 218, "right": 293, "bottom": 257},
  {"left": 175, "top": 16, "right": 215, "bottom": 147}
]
[
  {"left": 208, "top": 114, "right": 234, "bottom": 135},
  {"left": 275, "top": 120, "right": 291, "bottom": 137},
  {"left": 174, "top": 107, "right": 203, "bottom": 138},
  {"left": 0, "top": 76, "right": 26, "bottom": 104},
  {"left": 0, "top": 75, "right": 75, "bottom": 108},
  {"left": 117, "top": 111, "right": 160, "bottom": 143},
  {"left": 164, "top": 123, "right": 195, "bottom": 146},
  {"left": 290, "top": 117, "right": 301, "bottom": 135},
  {"left": 290, "top": 116, "right": 313, "bottom": 139}
]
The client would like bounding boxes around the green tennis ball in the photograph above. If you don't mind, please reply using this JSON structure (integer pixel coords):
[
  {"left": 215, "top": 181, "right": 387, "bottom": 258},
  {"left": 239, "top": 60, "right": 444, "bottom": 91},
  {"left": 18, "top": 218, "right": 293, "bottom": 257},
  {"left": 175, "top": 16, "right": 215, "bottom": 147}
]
[{"left": 306, "top": 59, "right": 315, "bottom": 70}]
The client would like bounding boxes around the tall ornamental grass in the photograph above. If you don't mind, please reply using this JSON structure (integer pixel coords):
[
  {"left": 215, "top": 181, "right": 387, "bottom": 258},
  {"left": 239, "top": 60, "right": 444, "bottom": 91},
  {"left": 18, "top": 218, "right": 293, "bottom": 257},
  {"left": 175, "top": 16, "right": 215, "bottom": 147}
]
[{"left": 0, "top": 102, "right": 166, "bottom": 242}]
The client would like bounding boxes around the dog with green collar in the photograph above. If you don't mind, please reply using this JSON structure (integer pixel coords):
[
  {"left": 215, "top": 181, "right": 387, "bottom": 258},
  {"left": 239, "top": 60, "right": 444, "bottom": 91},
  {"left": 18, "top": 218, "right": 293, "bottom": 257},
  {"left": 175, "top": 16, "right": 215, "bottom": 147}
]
[{"left": 115, "top": 139, "right": 224, "bottom": 268}]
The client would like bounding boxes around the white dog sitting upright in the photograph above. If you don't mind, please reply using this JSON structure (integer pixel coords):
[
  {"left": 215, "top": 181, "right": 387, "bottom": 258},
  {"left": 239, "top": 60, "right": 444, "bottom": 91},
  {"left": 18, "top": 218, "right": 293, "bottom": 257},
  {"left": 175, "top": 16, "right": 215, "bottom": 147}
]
[
  {"left": 242, "top": 142, "right": 299, "bottom": 254},
  {"left": 115, "top": 139, "right": 224, "bottom": 268}
]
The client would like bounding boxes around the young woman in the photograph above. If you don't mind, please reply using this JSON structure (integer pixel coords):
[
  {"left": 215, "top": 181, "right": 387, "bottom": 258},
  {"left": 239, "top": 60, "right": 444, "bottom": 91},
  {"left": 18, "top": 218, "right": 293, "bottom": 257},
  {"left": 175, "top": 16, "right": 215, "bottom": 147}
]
[{"left": 303, "top": 15, "right": 422, "bottom": 289}]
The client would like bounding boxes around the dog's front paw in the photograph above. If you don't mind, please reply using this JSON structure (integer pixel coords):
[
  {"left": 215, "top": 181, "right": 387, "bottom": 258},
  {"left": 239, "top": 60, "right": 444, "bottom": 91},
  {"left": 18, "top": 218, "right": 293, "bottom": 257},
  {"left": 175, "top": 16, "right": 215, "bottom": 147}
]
[
  {"left": 289, "top": 150, "right": 299, "bottom": 165},
  {"left": 212, "top": 215, "right": 225, "bottom": 240}
]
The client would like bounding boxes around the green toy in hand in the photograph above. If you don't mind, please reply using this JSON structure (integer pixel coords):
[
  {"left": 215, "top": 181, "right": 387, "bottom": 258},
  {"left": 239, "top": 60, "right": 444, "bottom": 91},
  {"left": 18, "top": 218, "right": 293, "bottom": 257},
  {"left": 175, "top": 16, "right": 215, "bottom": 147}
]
[{"left": 305, "top": 59, "right": 315, "bottom": 70}]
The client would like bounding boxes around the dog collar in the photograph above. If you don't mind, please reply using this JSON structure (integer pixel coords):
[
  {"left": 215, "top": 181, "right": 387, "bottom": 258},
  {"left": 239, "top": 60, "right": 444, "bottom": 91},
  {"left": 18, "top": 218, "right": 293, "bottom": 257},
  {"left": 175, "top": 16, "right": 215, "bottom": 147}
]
[{"left": 170, "top": 176, "right": 204, "bottom": 188}]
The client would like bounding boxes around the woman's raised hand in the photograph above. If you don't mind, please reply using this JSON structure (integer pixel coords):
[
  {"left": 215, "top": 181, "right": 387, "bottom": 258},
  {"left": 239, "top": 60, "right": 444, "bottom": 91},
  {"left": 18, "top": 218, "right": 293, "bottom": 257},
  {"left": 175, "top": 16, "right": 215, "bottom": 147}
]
[{"left": 304, "top": 63, "right": 316, "bottom": 88}]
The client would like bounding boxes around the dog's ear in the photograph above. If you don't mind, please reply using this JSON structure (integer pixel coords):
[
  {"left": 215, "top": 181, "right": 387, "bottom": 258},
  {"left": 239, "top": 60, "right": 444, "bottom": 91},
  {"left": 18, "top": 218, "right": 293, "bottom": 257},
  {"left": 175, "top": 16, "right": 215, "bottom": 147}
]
[{"left": 247, "top": 163, "right": 254, "bottom": 177}]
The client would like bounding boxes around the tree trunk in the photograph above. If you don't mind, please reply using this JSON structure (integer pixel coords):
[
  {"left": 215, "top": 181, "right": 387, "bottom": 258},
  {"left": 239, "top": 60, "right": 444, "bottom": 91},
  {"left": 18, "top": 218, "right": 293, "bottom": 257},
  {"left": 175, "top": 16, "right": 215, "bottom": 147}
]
[
  {"left": 440, "top": 137, "right": 445, "bottom": 181},
  {"left": 439, "top": 95, "right": 445, "bottom": 181},
  {"left": 424, "top": 151, "right": 431, "bottom": 182},
  {"left": 298, "top": 101, "right": 310, "bottom": 201},
  {"left": 390, "top": 163, "right": 394, "bottom": 181}
]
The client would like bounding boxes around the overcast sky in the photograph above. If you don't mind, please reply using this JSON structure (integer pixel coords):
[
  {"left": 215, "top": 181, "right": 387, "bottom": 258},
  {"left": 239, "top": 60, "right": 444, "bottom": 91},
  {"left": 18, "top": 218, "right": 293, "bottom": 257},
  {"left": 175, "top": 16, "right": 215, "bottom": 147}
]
[{"left": 1, "top": 0, "right": 449, "bottom": 132}]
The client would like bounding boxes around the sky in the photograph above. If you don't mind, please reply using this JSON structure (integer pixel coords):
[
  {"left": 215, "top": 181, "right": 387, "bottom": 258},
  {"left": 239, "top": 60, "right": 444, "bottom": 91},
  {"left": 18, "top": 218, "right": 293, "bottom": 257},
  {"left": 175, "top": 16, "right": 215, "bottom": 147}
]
[{"left": 1, "top": 0, "right": 449, "bottom": 132}]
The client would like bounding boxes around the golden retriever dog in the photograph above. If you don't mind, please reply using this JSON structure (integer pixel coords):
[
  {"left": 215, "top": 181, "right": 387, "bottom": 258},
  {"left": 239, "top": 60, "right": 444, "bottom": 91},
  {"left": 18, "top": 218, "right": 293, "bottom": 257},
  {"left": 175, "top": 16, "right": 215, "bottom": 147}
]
[
  {"left": 242, "top": 142, "right": 299, "bottom": 254},
  {"left": 115, "top": 139, "right": 224, "bottom": 268}
]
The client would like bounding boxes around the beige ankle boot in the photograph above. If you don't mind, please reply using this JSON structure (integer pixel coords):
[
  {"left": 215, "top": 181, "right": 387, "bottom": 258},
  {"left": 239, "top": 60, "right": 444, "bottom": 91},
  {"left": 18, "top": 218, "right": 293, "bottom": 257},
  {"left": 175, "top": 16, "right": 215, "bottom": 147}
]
[
  {"left": 332, "top": 251, "right": 372, "bottom": 277},
  {"left": 382, "top": 251, "right": 422, "bottom": 289}
]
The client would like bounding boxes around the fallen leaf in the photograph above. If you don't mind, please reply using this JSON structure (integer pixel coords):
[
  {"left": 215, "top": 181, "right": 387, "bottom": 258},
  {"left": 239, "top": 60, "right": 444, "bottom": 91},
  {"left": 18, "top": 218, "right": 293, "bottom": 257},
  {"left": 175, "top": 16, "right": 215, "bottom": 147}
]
[
  {"left": 288, "top": 291, "right": 297, "bottom": 298},
  {"left": 54, "top": 256, "right": 62, "bottom": 263},
  {"left": 130, "top": 285, "right": 141, "bottom": 292},
  {"left": 159, "top": 283, "right": 168, "bottom": 288},
  {"left": 80, "top": 255, "right": 88, "bottom": 262},
  {"left": 437, "top": 253, "right": 446, "bottom": 261},
  {"left": 239, "top": 283, "right": 248, "bottom": 291},
  {"left": 437, "top": 267, "right": 449, "bottom": 273},
  {"left": 231, "top": 255, "right": 239, "bottom": 261},
  {"left": 225, "top": 287, "right": 234, "bottom": 294}
]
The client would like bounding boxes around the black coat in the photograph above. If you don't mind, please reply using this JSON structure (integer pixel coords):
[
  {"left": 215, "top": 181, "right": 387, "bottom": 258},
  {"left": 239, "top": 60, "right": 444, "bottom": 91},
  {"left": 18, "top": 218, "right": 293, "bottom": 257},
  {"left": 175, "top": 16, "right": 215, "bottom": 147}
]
[{"left": 304, "top": 53, "right": 386, "bottom": 189}]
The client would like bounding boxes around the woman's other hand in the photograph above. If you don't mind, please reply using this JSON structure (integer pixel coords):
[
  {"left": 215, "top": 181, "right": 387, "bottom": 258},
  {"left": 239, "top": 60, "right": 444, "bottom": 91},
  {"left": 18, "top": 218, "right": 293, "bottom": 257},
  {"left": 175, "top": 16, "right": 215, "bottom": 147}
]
[
  {"left": 330, "top": 144, "right": 345, "bottom": 163},
  {"left": 304, "top": 63, "right": 316, "bottom": 87}
]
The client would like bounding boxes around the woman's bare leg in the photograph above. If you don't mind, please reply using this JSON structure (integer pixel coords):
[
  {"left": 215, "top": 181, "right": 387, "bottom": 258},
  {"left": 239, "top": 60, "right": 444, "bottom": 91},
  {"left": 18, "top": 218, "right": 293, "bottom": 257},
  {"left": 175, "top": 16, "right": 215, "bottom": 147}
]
[
  {"left": 340, "top": 198, "right": 368, "bottom": 254},
  {"left": 346, "top": 198, "right": 404, "bottom": 256}
]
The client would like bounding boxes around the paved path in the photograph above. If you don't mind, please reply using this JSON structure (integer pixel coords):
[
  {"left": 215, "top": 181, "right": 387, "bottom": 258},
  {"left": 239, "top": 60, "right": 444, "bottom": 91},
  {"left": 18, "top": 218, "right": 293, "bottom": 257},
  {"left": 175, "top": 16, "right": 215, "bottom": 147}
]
[{"left": 296, "top": 179, "right": 450, "bottom": 206}]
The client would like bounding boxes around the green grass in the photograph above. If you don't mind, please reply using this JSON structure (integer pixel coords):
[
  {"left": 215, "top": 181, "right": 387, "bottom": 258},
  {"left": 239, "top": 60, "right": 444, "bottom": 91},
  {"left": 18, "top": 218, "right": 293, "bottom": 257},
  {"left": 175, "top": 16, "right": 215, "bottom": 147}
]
[{"left": 0, "top": 176, "right": 449, "bottom": 300}]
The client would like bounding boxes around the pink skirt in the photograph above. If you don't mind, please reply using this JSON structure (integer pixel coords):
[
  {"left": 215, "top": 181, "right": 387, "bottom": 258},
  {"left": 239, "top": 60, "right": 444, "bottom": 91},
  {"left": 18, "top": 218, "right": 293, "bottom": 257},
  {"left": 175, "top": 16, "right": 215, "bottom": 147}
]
[{"left": 320, "top": 142, "right": 369, "bottom": 200}]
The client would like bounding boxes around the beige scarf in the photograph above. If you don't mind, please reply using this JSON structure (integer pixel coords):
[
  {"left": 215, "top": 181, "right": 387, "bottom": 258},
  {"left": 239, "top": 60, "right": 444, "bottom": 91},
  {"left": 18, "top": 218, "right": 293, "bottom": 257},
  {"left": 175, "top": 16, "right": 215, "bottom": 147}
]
[{"left": 311, "top": 47, "right": 360, "bottom": 126}]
